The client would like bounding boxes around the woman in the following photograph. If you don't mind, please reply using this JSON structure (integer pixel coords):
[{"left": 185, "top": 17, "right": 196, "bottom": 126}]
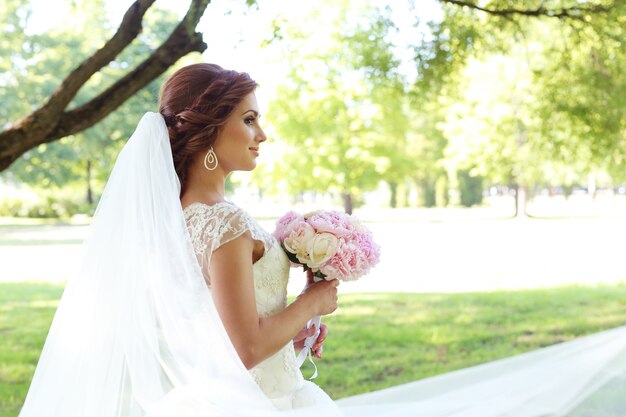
[
  {"left": 162, "top": 63, "right": 340, "bottom": 408},
  {"left": 19, "top": 63, "right": 626, "bottom": 417}
]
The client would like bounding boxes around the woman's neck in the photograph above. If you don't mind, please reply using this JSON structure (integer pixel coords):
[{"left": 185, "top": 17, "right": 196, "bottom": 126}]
[{"left": 182, "top": 168, "right": 228, "bottom": 207}]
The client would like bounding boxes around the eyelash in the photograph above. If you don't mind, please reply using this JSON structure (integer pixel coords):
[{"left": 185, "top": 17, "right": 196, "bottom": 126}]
[{"left": 245, "top": 117, "right": 256, "bottom": 126}]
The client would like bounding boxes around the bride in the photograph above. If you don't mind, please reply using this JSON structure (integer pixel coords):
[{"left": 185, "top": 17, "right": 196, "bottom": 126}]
[{"left": 18, "top": 63, "right": 626, "bottom": 417}]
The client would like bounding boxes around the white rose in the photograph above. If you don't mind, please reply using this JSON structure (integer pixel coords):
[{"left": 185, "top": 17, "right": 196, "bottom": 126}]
[
  {"left": 306, "top": 233, "right": 340, "bottom": 268},
  {"left": 283, "top": 222, "right": 316, "bottom": 264}
]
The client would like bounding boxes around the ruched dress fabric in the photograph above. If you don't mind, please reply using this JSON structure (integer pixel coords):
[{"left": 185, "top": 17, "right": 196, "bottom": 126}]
[{"left": 183, "top": 201, "right": 335, "bottom": 411}]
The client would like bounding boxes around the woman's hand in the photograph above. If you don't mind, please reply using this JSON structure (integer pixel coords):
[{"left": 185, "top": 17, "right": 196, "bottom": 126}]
[
  {"left": 297, "top": 269, "right": 339, "bottom": 317},
  {"left": 296, "top": 278, "right": 339, "bottom": 317},
  {"left": 293, "top": 322, "right": 328, "bottom": 359}
]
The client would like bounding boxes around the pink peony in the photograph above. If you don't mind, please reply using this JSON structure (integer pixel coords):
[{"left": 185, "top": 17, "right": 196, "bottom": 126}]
[
  {"left": 353, "top": 231, "right": 381, "bottom": 267},
  {"left": 272, "top": 211, "right": 303, "bottom": 242},
  {"left": 319, "top": 242, "right": 364, "bottom": 281},
  {"left": 306, "top": 211, "right": 353, "bottom": 238}
]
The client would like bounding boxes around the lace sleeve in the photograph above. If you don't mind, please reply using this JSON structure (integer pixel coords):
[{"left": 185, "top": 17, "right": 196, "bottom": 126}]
[
  {"left": 184, "top": 202, "right": 260, "bottom": 285},
  {"left": 214, "top": 206, "right": 257, "bottom": 252}
]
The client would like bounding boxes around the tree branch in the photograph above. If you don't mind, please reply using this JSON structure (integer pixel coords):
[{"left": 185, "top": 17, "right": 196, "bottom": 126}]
[
  {"left": 0, "top": 0, "right": 212, "bottom": 171},
  {"left": 48, "top": 0, "right": 211, "bottom": 139},
  {"left": 8, "top": 1, "right": 155, "bottom": 135},
  {"left": 439, "top": 0, "right": 611, "bottom": 19},
  {"left": 44, "top": 0, "right": 157, "bottom": 113}
]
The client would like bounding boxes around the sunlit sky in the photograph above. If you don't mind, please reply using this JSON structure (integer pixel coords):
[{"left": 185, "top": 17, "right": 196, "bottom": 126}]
[{"left": 25, "top": 0, "right": 442, "bottom": 110}]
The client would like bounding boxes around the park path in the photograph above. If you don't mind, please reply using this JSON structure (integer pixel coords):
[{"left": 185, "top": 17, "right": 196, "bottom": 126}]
[{"left": 1, "top": 211, "right": 625, "bottom": 295}]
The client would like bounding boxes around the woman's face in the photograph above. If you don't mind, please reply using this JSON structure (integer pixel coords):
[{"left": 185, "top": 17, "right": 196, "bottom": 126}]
[{"left": 212, "top": 93, "right": 266, "bottom": 173}]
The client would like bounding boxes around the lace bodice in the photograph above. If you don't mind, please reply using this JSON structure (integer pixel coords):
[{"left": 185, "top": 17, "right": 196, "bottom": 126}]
[{"left": 183, "top": 201, "right": 305, "bottom": 406}]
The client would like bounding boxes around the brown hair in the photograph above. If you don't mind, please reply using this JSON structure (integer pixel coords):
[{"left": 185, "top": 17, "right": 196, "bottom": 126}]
[{"left": 159, "top": 63, "right": 257, "bottom": 196}]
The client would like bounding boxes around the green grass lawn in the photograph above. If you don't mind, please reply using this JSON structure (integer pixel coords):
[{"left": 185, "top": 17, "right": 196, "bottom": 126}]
[{"left": 2, "top": 283, "right": 626, "bottom": 416}]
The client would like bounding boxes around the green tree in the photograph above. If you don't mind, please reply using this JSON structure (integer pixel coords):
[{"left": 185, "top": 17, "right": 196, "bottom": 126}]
[
  {"left": 533, "top": 9, "right": 626, "bottom": 183},
  {"left": 0, "top": 0, "right": 211, "bottom": 172},
  {"left": 266, "top": 3, "right": 412, "bottom": 213},
  {"left": 414, "top": 0, "right": 624, "bottom": 214},
  {"left": 3, "top": 1, "right": 198, "bottom": 205}
]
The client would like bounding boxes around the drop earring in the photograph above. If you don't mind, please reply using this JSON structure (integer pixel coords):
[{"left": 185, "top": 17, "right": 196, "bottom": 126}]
[{"left": 204, "top": 147, "right": 218, "bottom": 171}]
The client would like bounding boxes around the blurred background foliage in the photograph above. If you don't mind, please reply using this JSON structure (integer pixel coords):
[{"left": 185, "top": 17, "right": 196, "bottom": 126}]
[{"left": 1, "top": 0, "right": 624, "bottom": 217}]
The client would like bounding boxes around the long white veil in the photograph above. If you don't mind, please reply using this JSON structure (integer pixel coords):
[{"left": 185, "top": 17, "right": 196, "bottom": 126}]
[
  {"left": 18, "top": 113, "right": 340, "bottom": 417},
  {"left": 19, "top": 112, "right": 626, "bottom": 417},
  {"left": 339, "top": 324, "right": 626, "bottom": 416}
]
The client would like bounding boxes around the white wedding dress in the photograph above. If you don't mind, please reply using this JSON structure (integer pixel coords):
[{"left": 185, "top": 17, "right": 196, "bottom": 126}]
[
  {"left": 183, "top": 201, "right": 335, "bottom": 410},
  {"left": 18, "top": 113, "right": 626, "bottom": 417}
]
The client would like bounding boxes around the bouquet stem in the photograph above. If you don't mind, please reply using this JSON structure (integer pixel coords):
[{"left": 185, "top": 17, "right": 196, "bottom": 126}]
[{"left": 296, "top": 274, "right": 323, "bottom": 379}]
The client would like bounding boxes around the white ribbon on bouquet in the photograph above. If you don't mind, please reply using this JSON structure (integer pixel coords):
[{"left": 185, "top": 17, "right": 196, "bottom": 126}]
[
  {"left": 296, "top": 315, "right": 322, "bottom": 379},
  {"left": 296, "top": 273, "right": 325, "bottom": 379}
]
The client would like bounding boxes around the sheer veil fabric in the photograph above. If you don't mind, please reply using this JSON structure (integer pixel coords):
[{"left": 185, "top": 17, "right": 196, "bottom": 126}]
[
  {"left": 19, "top": 113, "right": 626, "bottom": 417},
  {"left": 18, "top": 113, "right": 339, "bottom": 417}
]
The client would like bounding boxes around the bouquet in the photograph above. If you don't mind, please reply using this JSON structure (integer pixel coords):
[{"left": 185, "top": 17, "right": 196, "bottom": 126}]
[
  {"left": 273, "top": 210, "right": 380, "bottom": 377},
  {"left": 273, "top": 210, "right": 380, "bottom": 281}
]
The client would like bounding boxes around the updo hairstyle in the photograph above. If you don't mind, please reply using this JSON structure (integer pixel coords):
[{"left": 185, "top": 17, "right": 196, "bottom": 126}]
[{"left": 159, "top": 63, "right": 257, "bottom": 196}]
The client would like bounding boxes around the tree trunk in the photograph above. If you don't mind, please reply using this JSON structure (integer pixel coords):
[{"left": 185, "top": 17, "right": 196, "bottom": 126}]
[
  {"left": 435, "top": 175, "right": 449, "bottom": 207},
  {"left": 514, "top": 184, "right": 528, "bottom": 218},
  {"left": 420, "top": 179, "right": 437, "bottom": 208},
  {"left": 343, "top": 192, "right": 353, "bottom": 214},
  {"left": 388, "top": 181, "right": 398, "bottom": 208},
  {"left": 86, "top": 159, "right": 93, "bottom": 205},
  {"left": 588, "top": 173, "right": 597, "bottom": 202},
  {"left": 403, "top": 184, "right": 411, "bottom": 208}
]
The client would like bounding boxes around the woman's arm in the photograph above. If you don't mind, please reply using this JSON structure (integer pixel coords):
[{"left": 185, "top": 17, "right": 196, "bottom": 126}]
[{"left": 209, "top": 231, "right": 338, "bottom": 369}]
